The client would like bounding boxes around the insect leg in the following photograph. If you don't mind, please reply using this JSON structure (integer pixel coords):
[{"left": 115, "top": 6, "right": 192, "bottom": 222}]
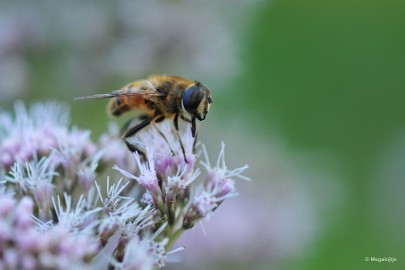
[
  {"left": 123, "top": 114, "right": 161, "bottom": 155},
  {"left": 180, "top": 115, "right": 192, "bottom": 123},
  {"left": 191, "top": 116, "right": 197, "bottom": 137},
  {"left": 191, "top": 116, "right": 198, "bottom": 153},
  {"left": 124, "top": 114, "right": 160, "bottom": 138},
  {"left": 151, "top": 118, "right": 175, "bottom": 156},
  {"left": 180, "top": 115, "right": 198, "bottom": 153},
  {"left": 173, "top": 114, "right": 188, "bottom": 163},
  {"left": 179, "top": 114, "right": 197, "bottom": 137},
  {"left": 120, "top": 114, "right": 149, "bottom": 136}
]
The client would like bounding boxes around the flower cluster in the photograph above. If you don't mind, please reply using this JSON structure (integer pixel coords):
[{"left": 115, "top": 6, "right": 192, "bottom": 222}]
[
  {"left": 0, "top": 195, "right": 98, "bottom": 269},
  {"left": 0, "top": 101, "right": 249, "bottom": 269},
  {"left": 0, "top": 101, "right": 94, "bottom": 169}
]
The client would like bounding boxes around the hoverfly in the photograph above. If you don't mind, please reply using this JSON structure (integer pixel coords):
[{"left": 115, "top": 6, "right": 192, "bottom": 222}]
[{"left": 76, "top": 75, "right": 213, "bottom": 161}]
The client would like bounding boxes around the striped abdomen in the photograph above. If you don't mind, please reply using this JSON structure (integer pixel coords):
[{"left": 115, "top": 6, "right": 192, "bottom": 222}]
[{"left": 108, "top": 95, "right": 150, "bottom": 116}]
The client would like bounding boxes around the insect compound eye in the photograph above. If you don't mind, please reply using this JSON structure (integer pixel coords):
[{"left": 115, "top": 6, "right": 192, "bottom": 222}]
[{"left": 183, "top": 85, "right": 204, "bottom": 114}]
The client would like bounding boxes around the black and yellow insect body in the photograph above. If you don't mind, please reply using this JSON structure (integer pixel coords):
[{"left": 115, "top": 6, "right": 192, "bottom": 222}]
[{"left": 76, "top": 75, "right": 213, "bottom": 161}]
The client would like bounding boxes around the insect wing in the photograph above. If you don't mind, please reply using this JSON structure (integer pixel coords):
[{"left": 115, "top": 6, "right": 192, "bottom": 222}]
[
  {"left": 74, "top": 93, "right": 117, "bottom": 100},
  {"left": 75, "top": 80, "right": 163, "bottom": 100}
]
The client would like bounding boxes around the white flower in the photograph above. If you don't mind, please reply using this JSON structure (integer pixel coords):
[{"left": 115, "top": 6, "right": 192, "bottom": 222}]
[
  {"left": 111, "top": 235, "right": 154, "bottom": 270},
  {"left": 0, "top": 194, "right": 98, "bottom": 270},
  {"left": 52, "top": 193, "right": 101, "bottom": 235},
  {"left": 183, "top": 143, "right": 249, "bottom": 229},
  {"left": 95, "top": 178, "right": 155, "bottom": 243},
  {"left": 3, "top": 156, "right": 56, "bottom": 219}
]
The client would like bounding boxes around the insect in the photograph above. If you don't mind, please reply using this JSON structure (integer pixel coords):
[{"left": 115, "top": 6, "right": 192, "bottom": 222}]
[{"left": 76, "top": 75, "right": 213, "bottom": 161}]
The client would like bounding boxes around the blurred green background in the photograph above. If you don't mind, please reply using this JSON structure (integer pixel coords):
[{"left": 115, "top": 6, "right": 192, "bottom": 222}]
[
  {"left": 236, "top": 1, "right": 405, "bottom": 269},
  {"left": 1, "top": 0, "right": 404, "bottom": 269}
]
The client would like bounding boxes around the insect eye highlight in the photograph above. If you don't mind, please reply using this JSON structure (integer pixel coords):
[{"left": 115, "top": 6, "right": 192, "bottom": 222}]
[{"left": 183, "top": 85, "right": 204, "bottom": 113}]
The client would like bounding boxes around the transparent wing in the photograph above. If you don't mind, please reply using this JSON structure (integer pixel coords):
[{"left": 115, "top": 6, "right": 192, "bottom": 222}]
[{"left": 75, "top": 80, "right": 163, "bottom": 100}]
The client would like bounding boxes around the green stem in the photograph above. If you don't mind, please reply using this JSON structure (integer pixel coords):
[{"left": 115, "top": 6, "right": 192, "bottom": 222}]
[
  {"left": 166, "top": 227, "right": 184, "bottom": 250},
  {"left": 165, "top": 205, "right": 187, "bottom": 249}
]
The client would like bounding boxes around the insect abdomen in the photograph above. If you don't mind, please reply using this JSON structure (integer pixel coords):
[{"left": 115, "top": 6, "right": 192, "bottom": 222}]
[{"left": 108, "top": 96, "right": 146, "bottom": 116}]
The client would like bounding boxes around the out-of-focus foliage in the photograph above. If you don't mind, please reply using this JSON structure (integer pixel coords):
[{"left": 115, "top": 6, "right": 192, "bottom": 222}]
[{"left": 225, "top": 1, "right": 405, "bottom": 269}]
